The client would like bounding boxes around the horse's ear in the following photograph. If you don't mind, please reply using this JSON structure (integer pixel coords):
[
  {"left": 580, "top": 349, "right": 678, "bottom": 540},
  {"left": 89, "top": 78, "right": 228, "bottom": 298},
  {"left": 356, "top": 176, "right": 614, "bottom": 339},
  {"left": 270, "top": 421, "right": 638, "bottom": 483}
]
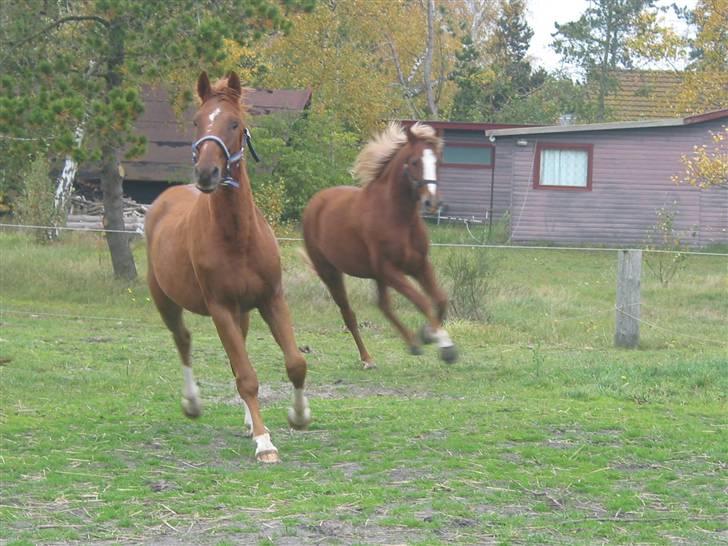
[
  {"left": 405, "top": 124, "right": 417, "bottom": 145},
  {"left": 227, "top": 72, "right": 242, "bottom": 98},
  {"left": 197, "top": 71, "right": 211, "bottom": 101}
]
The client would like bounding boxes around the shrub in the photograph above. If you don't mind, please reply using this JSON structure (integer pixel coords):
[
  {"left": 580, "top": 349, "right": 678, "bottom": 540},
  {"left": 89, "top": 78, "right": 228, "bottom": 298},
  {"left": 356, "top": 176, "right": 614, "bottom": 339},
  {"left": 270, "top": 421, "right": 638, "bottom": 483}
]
[
  {"left": 14, "top": 155, "right": 61, "bottom": 242},
  {"left": 439, "top": 247, "right": 492, "bottom": 321},
  {"left": 644, "top": 204, "right": 689, "bottom": 287}
]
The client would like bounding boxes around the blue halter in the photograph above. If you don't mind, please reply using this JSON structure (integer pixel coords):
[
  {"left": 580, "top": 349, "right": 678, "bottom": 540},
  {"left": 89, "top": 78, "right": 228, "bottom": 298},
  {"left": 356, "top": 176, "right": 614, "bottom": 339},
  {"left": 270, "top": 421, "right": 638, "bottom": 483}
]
[{"left": 191, "top": 128, "right": 259, "bottom": 189}]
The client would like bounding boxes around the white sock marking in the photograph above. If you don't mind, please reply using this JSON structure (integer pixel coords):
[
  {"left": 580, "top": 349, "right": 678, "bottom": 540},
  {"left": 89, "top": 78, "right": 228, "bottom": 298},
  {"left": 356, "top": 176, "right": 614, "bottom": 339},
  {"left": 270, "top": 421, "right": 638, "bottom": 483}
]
[
  {"left": 253, "top": 432, "right": 277, "bottom": 456},
  {"left": 182, "top": 366, "right": 199, "bottom": 400},
  {"left": 293, "top": 388, "right": 308, "bottom": 413},
  {"left": 242, "top": 400, "right": 253, "bottom": 429},
  {"left": 436, "top": 328, "right": 454, "bottom": 349}
]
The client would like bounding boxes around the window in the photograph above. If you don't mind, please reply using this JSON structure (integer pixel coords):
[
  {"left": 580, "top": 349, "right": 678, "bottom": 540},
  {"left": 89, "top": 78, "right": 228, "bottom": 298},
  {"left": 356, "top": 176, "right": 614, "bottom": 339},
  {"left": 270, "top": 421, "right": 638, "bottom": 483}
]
[
  {"left": 442, "top": 129, "right": 494, "bottom": 168},
  {"left": 534, "top": 143, "right": 593, "bottom": 190}
]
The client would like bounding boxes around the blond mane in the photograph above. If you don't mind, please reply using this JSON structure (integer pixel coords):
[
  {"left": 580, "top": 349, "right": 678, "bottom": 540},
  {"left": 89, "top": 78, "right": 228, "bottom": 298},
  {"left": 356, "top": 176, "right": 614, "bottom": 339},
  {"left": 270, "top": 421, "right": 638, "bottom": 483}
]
[{"left": 352, "top": 122, "right": 443, "bottom": 187}]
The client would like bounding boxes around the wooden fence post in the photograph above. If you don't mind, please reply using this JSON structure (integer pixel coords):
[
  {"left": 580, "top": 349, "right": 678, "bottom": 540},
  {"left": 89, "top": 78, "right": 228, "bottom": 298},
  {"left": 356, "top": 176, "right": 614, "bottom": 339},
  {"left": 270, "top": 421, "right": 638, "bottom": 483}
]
[{"left": 615, "top": 249, "right": 642, "bottom": 348}]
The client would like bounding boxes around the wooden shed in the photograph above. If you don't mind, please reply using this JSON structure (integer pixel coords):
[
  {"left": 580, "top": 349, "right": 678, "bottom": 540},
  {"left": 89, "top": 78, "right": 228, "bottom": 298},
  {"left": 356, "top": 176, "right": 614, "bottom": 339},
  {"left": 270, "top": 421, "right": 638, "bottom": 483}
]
[
  {"left": 486, "top": 110, "right": 728, "bottom": 247},
  {"left": 399, "top": 120, "right": 533, "bottom": 222},
  {"left": 79, "top": 86, "right": 312, "bottom": 204}
]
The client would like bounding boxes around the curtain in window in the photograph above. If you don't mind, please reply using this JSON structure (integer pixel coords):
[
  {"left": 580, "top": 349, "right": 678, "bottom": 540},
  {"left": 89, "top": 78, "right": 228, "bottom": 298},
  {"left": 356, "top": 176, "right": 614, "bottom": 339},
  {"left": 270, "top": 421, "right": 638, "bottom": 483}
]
[{"left": 540, "top": 149, "right": 588, "bottom": 187}]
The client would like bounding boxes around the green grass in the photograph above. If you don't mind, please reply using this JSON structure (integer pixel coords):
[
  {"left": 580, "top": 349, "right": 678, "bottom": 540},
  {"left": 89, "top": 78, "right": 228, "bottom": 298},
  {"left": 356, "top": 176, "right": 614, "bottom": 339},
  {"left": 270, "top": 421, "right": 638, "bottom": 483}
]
[{"left": 1, "top": 229, "right": 726, "bottom": 545}]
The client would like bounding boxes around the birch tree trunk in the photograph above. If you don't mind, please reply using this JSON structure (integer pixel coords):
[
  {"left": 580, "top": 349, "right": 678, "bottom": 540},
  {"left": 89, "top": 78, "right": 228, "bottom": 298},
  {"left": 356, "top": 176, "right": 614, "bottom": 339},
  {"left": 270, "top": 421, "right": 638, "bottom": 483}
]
[
  {"left": 49, "top": 125, "right": 85, "bottom": 239},
  {"left": 423, "top": 0, "right": 438, "bottom": 118}
]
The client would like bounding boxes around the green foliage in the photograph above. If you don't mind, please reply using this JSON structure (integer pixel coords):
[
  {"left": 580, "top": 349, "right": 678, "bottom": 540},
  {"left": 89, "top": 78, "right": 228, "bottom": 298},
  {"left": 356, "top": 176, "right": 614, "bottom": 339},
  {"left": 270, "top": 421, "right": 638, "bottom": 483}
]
[
  {"left": 254, "top": 178, "right": 288, "bottom": 230},
  {"left": 0, "top": 0, "right": 313, "bottom": 195},
  {"left": 552, "top": 0, "right": 658, "bottom": 119},
  {"left": 449, "top": 0, "right": 550, "bottom": 123},
  {"left": 644, "top": 204, "right": 690, "bottom": 287},
  {"left": 248, "top": 111, "right": 359, "bottom": 220},
  {"left": 14, "top": 156, "right": 61, "bottom": 243},
  {"left": 494, "top": 74, "right": 603, "bottom": 124}
]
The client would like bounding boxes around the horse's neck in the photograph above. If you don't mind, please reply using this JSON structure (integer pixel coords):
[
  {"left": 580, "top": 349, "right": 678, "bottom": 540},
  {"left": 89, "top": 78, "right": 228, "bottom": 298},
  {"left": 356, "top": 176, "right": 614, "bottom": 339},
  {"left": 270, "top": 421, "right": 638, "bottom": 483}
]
[
  {"left": 382, "top": 159, "right": 419, "bottom": 227},
  {"left": 207, "top": 166, "right": 257, "bottom": 244}
]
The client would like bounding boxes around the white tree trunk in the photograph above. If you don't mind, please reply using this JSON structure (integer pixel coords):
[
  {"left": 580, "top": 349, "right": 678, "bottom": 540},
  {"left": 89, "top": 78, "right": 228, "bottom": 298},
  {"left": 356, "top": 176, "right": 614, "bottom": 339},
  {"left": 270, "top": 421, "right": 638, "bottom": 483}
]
[
  {"left": 423, "top": 0, "right": 438, "bottom": 118},
  {"left": 50, "top": 125, "right": 84, "bottom": 238}
]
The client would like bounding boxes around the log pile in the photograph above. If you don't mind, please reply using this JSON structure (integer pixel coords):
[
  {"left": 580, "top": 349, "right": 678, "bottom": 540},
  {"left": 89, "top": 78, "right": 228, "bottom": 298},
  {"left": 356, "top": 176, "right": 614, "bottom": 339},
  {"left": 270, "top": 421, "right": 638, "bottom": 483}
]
[{"left": 66, "top": 194, "right": 148, "bottom": 233}]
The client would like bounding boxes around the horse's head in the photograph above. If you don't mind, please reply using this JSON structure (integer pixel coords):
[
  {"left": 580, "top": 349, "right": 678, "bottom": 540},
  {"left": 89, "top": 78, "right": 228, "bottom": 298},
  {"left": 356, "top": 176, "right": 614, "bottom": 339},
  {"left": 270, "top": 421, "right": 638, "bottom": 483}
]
[
  {"left": 192, "top": 71, "right": 247, "bottom": 193},
  {"left": 402, "top": 125, "right": 441, "bottom": 213}
]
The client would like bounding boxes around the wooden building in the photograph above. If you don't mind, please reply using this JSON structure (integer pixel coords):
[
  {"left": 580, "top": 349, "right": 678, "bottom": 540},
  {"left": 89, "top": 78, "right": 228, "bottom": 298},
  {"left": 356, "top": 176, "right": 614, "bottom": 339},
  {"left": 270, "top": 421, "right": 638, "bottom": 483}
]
[
  {"left": 79, "top": 86, "right": 312, "bottom": 204},
  {"left": 485, "top": 109, "right": 728, "bottom": 247}
]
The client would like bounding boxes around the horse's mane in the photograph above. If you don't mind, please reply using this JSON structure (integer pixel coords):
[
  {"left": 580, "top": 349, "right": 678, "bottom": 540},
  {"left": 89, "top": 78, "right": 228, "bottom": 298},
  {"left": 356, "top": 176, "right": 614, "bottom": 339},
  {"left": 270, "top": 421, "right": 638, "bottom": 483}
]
[
  {"left": 208, "top": 78, "right": 250, "bottom": 117},
  {"left": 352, "top": 122, "right": 443, "bottom": 187}
]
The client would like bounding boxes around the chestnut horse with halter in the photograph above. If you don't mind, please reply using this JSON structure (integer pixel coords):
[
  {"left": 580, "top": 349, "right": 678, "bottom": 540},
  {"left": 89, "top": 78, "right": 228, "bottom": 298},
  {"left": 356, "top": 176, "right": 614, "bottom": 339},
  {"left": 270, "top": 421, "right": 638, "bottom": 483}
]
[
  {"left": 145, "top": 72, "right": 311, "bottom": 463},
  {"left": 303, "top": 122, "right": 457, "bottom": 369}
]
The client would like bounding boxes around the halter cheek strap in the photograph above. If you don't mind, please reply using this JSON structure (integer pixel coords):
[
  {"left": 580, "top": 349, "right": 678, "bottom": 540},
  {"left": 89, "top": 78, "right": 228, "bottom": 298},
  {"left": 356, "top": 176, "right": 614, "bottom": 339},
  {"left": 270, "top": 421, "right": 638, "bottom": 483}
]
[
  {"left": 191, "top": 128, "right": 260, "bottom": 189},
  {"left": 403, "top": 164, "right": 438, "bottom": 192}
]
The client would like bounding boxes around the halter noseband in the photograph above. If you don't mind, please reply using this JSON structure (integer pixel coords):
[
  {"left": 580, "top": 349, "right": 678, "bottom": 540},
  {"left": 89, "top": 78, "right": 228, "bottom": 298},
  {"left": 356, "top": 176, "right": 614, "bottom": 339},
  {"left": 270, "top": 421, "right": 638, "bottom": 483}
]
[{"left": 191, "top": 128, "right": 259, "bottom": 189}]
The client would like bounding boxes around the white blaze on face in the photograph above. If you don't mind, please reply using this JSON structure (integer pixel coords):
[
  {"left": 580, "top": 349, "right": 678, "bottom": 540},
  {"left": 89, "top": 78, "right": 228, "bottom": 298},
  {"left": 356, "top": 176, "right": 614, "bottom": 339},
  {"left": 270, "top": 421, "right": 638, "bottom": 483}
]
[
  {"left": 207, "top": 107, "right": 222, "bottom": 129},
  {"left": 422, "top": 148, "right": 437, "bottom": 195}
]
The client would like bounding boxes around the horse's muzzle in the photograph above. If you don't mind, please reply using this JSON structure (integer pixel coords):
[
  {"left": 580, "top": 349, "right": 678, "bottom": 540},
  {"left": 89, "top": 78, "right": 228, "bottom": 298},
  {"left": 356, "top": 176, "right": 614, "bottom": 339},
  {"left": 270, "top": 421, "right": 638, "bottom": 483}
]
[{"left": 194, "top": 165, "right": 220, "bottom": 193}]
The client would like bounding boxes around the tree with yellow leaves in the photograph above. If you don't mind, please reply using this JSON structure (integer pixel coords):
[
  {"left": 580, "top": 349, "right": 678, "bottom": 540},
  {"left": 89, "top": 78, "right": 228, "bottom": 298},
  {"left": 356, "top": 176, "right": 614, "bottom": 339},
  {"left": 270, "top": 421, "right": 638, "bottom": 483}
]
[
  {"left": 673, "top": 126, "right": 728, "bottom": 189},
  {"left": 672, "top": 0, "right": 728, "bottom": 114}
]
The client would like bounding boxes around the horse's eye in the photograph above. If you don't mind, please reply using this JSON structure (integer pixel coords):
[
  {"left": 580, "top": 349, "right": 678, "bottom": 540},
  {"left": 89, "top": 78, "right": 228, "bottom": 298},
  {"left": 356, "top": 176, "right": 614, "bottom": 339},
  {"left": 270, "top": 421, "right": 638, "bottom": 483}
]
[
  {"left": 231, "top": 122, "right": 239, "bottom": 130},
  {"left": 411, "top": 159, "right": 420, "bottom": 167},
  {"left": 193, "top": 120, "right": 198, "bottom": 127}
]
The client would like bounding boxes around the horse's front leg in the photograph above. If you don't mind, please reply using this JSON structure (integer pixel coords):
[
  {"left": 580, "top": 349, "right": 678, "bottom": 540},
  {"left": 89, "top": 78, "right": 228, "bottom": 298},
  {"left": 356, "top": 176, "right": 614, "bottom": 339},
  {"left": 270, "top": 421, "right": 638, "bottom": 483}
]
[
  {"left": 259, "top": 291, "right": 312, "bottom": 430},
  {"left": 380, "top": 262, "right": 457, "bottom": 364},
  {"left": 208, "top": 303, "right": 280, "bottom": 463},
  {"left": 414, "top": 261, "right": 457, "bottom": 362}
]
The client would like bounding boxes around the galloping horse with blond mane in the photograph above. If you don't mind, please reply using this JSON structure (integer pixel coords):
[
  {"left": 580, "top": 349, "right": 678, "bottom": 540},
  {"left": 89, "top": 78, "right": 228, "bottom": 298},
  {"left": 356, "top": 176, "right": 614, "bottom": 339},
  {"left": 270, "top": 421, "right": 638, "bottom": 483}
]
[
  {"left": 145, "top": 72, "right": 311, "bottom": 463},
  {"left": 303, "top": 122, "right": 457, "bottom": 369}
]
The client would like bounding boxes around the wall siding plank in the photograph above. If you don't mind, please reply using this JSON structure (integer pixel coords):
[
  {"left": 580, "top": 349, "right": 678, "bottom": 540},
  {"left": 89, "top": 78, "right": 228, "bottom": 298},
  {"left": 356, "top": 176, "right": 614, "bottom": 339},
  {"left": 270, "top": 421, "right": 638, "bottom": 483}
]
[{"left": 497, "top": 120, "right": 727, "bottom": 247}]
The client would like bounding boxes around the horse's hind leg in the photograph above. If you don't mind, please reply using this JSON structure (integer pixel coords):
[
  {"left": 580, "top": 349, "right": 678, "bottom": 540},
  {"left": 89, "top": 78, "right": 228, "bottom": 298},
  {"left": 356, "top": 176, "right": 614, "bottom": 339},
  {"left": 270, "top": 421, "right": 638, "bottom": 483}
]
[
  {"left": 318, "top": 266, "right": 375, "bottom": 369},
  {"left": 148, "top": 275, "right": 202, "bottom": 417},
  {"left": 258, "top": 293, "right": 312, "bottom": 429}
]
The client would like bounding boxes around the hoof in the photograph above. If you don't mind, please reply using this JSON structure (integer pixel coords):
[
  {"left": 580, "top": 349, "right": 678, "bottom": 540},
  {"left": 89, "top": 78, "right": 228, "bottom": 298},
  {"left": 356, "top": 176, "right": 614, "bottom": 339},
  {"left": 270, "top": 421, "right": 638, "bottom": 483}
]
[
  {"left": 439, "top": 345, "right": 458, "bottom": 364},
  {"left": 181, "top": 396, "right": 202, "bottom": 419},
  {"left": 256, "top": 450, "right": 281, "bottom": 464},
  {"left": 242, "top": 424, "right": 253, "bottom": 438},
  {"left": 410, "top": 344, "right": 424, "bottom": 356},
  {"left": 287, "top": 406, "right": 312, "bottom": 430},
  {"left": 419, "top": 325, "right": 437, "bottom": 345},
  {"left": 362, "top": 360, "right": 377, "bottom": 370}
]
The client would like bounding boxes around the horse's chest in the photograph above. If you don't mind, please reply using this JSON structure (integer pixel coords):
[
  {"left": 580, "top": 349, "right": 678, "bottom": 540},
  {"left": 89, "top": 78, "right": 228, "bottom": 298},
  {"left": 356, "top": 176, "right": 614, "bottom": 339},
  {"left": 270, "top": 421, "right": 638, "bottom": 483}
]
[
  {"left": 384, "top": 238, "right": 426, "bottom": 272},
  {"left": 195, "top": 255, "right": 276, "bottom": 308}
]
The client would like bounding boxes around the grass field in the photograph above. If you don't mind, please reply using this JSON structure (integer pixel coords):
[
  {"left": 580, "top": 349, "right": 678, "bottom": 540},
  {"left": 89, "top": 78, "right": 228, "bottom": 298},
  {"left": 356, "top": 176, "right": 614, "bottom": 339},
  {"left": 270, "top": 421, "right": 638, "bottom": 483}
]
[{"left": 1, "top": 229, "right": 726, "bottom": 545}]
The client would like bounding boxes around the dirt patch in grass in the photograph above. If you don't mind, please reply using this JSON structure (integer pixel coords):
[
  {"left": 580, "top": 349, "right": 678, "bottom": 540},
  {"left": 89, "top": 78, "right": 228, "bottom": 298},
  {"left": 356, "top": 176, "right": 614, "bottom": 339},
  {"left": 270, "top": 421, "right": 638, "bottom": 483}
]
[{"left": 215, "top": 380, "right": 433, "bottom": 407}]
